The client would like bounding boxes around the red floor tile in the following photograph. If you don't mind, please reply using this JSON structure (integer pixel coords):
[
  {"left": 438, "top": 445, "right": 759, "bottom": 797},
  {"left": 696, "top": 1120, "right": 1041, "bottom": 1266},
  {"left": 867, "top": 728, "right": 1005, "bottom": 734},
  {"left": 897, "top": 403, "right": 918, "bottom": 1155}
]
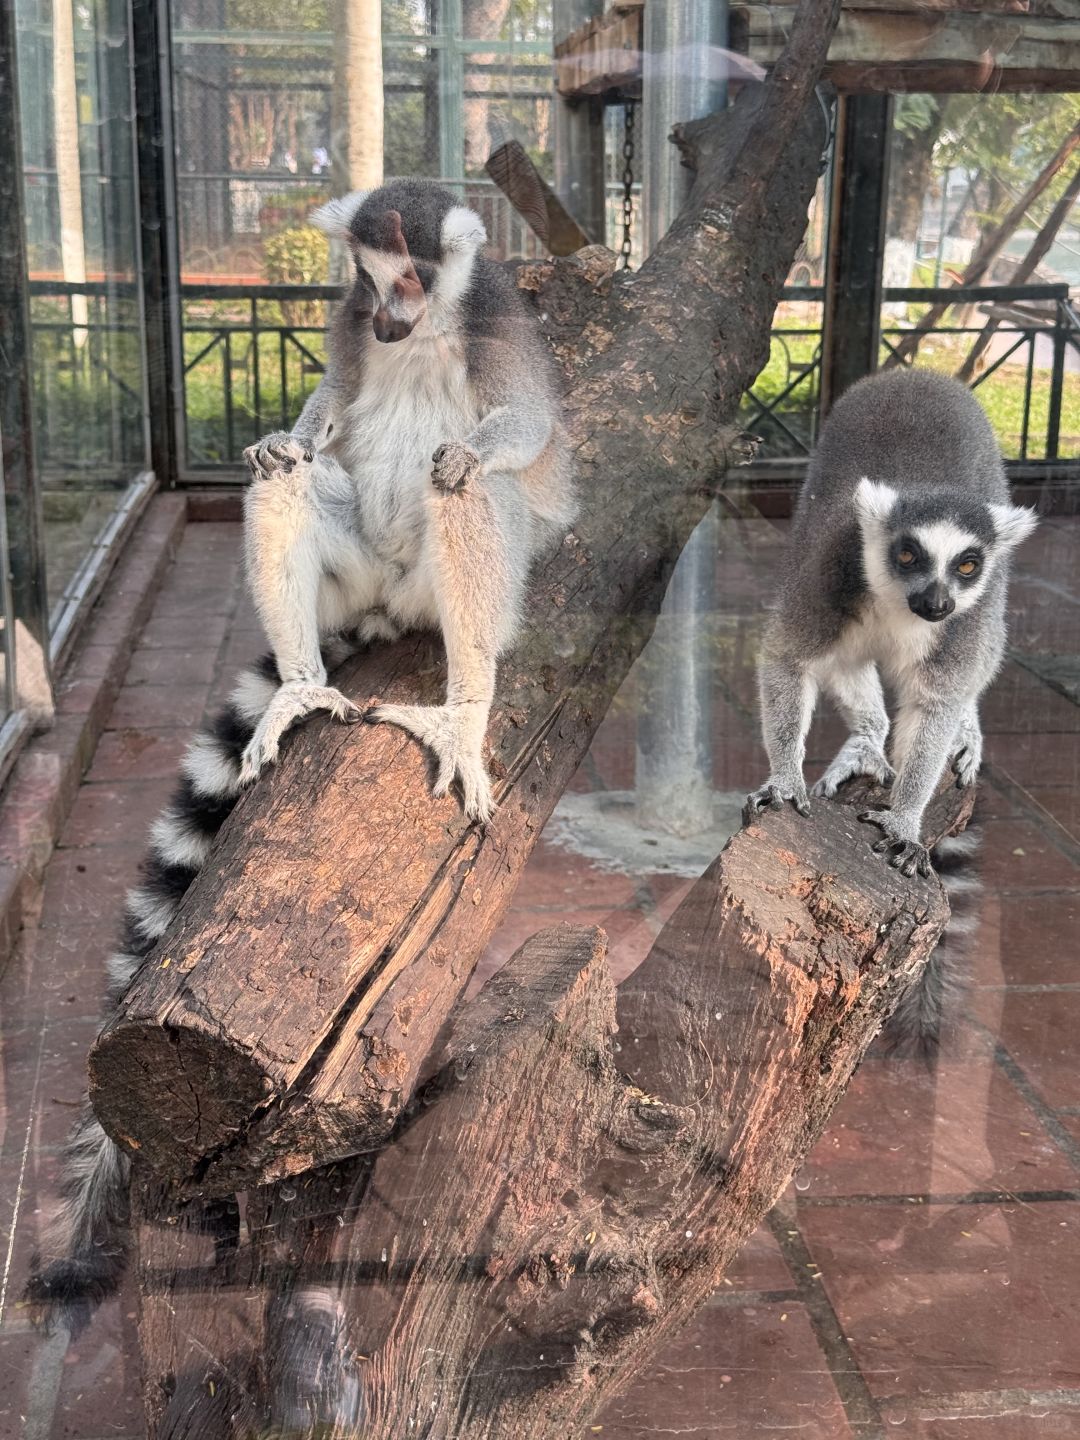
[
  {"left": 124, "top": 646, "right": 219, "bottom": 687},
  {"left": 61, "top": 779, "right": 173, "bottom": 850},
  {"left": 106, "top": 684, "right": 211, "bottom": 730},
  {"left": 803, "top": 1058, "right": 1075, "bottom": 1199},
  {"left": 87, "top": 728, "right": 193, "bottom": 785},
  {"left": 597, "top": 1299, "right": 854, "bottom": 1439},
  {"left": 799, "top": 1201, "right": 1080, "bottom": 1400}
]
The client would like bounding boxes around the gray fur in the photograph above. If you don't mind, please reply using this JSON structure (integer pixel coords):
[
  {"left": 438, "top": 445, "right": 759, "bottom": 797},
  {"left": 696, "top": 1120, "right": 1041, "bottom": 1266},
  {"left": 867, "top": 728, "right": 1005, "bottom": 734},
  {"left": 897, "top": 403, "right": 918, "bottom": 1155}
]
[
  {"left": 882, "top": 828, "right": 982, "bottom": 1056},
  {"left": 243, "top": 179, "right": 574, "bottom": 820},
  {"left": 746, "top": 369, "right": 1036, "bottom": 876}
]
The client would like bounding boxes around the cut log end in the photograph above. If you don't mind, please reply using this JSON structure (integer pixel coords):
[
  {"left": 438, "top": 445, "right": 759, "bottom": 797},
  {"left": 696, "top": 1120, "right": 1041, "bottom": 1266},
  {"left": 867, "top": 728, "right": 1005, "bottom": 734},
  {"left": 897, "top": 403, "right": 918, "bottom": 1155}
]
[{"left": 90, "top": 1021, "right": 269, "bottom": 1174}]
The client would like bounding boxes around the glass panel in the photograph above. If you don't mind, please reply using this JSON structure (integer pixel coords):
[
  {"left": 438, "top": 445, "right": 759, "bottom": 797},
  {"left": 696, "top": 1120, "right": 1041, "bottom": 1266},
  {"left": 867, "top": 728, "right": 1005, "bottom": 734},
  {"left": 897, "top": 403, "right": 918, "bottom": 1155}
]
[
  {"left": 171, "top": 0, "right": 557, "bottom": 469},
  {"left": 2, "top": 4, "right": 1080, "bottom": 1440},
  {"left": 16, "top": 0, "right": 150, "bottom": 627},
  {"left": 883, "top": 93, "right": 1080, "bottom": 463}
]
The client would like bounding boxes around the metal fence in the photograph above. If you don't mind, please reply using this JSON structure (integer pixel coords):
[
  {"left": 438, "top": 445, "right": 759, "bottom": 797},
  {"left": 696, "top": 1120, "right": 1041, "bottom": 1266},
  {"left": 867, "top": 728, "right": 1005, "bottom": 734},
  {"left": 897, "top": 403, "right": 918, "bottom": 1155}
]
[
  {"left": 741, "top": 283, "right": 1080, "bottom": 466},
  {"left": 29, "top": 278, "right": 1080, "bottom": 475}
]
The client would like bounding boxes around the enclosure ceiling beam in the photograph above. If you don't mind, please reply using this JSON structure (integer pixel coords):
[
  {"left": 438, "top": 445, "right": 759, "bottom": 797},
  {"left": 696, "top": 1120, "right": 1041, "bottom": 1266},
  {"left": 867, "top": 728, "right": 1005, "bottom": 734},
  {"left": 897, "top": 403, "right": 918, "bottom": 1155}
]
[{"left": 556, "top": 3, "right": 1080, "bottom": 98}]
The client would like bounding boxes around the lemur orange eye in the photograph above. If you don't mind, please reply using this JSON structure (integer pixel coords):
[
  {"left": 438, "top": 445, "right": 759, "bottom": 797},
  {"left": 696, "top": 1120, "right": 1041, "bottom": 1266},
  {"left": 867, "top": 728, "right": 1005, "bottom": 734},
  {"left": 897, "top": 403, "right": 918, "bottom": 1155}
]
[
  {"left": 957, "top": 559, "right": 978, "bottom": 576},
  {"left": 898, "top": 549, "right": 916, "bottom": 567}
]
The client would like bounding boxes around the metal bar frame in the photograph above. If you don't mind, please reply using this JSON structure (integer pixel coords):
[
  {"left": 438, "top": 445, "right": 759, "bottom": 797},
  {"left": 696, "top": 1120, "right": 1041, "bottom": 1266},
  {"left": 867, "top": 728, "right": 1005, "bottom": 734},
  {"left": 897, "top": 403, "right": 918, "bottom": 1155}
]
[{"left": 0, "top": 0, "right": 54, "bottom": 753}]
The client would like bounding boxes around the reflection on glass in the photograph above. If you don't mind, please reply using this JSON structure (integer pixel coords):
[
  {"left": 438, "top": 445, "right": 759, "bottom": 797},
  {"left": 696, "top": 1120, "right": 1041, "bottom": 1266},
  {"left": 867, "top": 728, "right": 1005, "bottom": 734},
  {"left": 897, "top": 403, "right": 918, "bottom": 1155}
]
[{"left": 16, "top": 0, "right": 149, "bottom": 623}]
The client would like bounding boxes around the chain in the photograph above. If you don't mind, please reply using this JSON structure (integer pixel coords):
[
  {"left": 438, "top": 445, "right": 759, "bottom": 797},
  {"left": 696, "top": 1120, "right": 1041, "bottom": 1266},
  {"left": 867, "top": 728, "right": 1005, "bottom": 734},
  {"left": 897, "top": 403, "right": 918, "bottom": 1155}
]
[{"left": 620, "top": 100, "right": 636, "bottom": 270}]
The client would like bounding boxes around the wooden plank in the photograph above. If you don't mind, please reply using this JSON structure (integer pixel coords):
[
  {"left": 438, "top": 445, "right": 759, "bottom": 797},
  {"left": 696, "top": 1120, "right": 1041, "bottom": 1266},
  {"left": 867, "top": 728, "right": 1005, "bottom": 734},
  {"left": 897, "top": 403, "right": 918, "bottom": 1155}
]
[
  {"left": 762, "top": 0, "right": 1078, "bottom": 16},
  {"left": 733, "top": 8, "right": 1080, "bottom": 90},
  {"left": 554, "top": 8, "right": 642, "bottom": 97}
]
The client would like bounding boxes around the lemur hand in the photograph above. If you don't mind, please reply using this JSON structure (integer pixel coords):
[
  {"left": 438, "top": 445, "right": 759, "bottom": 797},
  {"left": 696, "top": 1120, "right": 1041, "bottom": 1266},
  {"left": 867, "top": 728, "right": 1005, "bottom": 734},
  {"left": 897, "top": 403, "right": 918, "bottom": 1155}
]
[
  {"left": 743, "top": 778, "right": 812, "bottom": 827},
  {"left": 244, "top": 432, "right": 314, "bottom": 480},
  {"left": 431, "top": 442, "right": 481, "bottom": 493},
  {"left": 858, "top": 809, "right": 931, "bottom": 878}
]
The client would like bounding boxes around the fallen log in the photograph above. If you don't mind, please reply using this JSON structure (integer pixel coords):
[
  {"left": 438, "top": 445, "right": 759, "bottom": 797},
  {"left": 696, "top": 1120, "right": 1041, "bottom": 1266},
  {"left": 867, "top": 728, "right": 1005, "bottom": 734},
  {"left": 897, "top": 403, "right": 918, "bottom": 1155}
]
[
  {"left": 130, "top": 771, "right": 971, "bottom": 1438},
  {"left": 88, "top": 0, "right": 841, "bottom": 1194}
]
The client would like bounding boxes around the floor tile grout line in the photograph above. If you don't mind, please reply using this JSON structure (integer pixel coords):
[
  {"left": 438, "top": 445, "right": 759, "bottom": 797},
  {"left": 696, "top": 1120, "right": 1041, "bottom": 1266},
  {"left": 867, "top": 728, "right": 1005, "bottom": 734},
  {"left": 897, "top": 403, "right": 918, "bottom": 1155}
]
[
  {"left": 993, "top": 1041, "right": 1080, "bottom": 1177},
  {"left": 766, "top": 1209, "right": 886, "bottom": 1440},
  {"left": 875, "top": 1385, "right": 1080, "bottom": 1419},
  {"left": 982, "top": 762, "right": 1080, "bottom": 866}
]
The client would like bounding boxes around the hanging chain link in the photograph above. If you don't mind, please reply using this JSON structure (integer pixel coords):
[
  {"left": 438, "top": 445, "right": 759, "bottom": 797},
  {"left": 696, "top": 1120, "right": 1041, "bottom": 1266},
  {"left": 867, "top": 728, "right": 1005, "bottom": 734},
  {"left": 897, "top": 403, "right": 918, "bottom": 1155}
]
[{"left": 620, "top": 100, "right": 636, "bottom": 270}]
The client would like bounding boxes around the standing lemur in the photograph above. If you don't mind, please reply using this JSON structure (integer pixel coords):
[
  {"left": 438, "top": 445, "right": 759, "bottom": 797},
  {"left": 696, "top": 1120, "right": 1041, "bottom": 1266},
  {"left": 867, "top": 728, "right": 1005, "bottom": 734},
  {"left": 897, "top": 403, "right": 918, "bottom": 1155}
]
[
  {"left": 746, "top": 367, "right": 1035, "bottom": 876},
  {"left": 26, "top": 178, "right": 574, "bottom": 1328}
]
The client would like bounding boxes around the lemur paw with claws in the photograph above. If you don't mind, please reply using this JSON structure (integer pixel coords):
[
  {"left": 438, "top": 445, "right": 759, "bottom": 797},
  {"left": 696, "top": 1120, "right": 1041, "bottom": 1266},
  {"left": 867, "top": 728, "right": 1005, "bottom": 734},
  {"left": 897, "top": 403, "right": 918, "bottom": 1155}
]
[
  {"left": 742, "top": 779, "right": 811, "bottom": 827},
  {"left": 239, "top": 683, "right": 363, "bottom": 784},
  {"left": 431, "top": 442, "right": 481, "bottom": 493}
]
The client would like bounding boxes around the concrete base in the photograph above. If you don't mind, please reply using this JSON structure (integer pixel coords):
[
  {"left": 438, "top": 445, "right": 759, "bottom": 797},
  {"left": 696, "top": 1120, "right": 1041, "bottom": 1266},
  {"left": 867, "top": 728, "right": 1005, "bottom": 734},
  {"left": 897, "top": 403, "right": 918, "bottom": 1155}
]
[{"left": 545, "top": 787, "right": 746, "bottom": 878}]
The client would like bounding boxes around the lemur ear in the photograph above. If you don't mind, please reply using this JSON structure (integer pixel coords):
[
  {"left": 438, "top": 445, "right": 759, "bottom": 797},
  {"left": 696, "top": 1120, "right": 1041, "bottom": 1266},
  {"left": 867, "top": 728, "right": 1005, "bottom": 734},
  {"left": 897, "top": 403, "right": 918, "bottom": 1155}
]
[
  {"left": 441, "top": 205, "right": 487, "bottom": 253},
  {"left": 854, "top": 477, "right": 898, "bottom": 527},
  {"left": 989, "top": 502, "right": 1038, "bottom": 549},
  {"left": 310, "top": 191, "right": 371, "bottom": 239}
]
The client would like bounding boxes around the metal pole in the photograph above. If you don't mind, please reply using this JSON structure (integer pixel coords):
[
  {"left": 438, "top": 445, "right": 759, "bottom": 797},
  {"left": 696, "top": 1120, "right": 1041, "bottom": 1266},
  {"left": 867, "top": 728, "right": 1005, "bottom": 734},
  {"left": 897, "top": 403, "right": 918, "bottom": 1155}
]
[
  {"left": 820, "top": 93, "right": 891, "bottom": 414},
  {"left": 552, "top": 0, "right": 606, "bottom": 245},
  {"left": 634, "top": 0, "right": 727, "bottom": 837}
]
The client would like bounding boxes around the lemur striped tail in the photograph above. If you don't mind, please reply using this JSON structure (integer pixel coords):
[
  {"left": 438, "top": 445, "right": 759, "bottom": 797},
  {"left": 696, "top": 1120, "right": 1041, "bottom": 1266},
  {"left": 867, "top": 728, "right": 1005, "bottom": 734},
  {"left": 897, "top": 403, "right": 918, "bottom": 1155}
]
[
  {"left": 881, "top": 827, "right": 982, "bottom": 1060},
  {"left": 25, "top": 652, "right": 289, "bottom": 1332}
]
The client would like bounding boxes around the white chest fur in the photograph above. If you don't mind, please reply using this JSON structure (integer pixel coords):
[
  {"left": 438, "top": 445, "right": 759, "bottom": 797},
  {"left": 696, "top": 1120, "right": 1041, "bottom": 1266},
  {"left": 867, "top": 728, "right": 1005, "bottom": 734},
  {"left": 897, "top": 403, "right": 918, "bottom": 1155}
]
[
  {"left": 812, "top": 595, "right": 941, "bottom": 693},
  {"left": 338, "top": 323, "right": 477, "bottom": 554}
]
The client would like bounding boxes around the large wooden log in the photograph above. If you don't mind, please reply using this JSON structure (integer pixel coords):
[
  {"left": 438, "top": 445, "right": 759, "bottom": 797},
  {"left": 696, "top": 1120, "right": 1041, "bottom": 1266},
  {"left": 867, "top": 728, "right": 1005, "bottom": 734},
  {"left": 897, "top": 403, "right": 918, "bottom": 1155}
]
[
  {"left": 88, "top": 0, "right": 841, "bottom": 1194},
  {"left": 130, "top": 773, "right": 972, "bottom": 1438}
]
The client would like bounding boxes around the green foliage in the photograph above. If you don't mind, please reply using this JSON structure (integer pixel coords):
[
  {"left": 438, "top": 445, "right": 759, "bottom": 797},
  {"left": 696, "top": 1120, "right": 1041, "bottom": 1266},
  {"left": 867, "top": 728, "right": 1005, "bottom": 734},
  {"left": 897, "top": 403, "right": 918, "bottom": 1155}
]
[
  {"left": 259, "top": 189, "right": 327, "bottom": 236},
  {"left": 263, "top": 225, "right": 330, "bottom": 325},
  {"left": 263, "top": 224, "right": 330, "bottom": 284}
]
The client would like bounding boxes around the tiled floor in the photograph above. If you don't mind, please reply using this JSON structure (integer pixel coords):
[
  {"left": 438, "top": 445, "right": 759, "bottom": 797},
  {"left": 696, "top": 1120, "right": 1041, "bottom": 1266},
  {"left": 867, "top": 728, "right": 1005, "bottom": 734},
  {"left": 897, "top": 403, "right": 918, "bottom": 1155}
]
[{"left": 1, "top": 511, "right": 1079, "bottom": 1438}]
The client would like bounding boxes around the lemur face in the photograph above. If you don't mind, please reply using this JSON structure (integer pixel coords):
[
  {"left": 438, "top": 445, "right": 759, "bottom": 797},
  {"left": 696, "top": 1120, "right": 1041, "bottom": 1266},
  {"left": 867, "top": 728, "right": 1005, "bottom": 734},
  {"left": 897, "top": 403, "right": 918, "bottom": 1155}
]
[
  {"left": 311, "top": 181, "right": 487, "bottom": 344},
  {"left": 854, "top": 478, "right": 1037, "bottom": 623}
]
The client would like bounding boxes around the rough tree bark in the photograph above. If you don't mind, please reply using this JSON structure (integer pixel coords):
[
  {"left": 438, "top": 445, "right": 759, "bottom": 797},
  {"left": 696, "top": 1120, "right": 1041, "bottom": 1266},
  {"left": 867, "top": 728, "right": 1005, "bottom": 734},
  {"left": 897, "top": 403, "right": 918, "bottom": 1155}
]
[
  {"left": 131, "top": 773, "right": 972, "bottom": 1439},
  {"left": 89, "top": 0, "right": 842, "bottom": 1195}
]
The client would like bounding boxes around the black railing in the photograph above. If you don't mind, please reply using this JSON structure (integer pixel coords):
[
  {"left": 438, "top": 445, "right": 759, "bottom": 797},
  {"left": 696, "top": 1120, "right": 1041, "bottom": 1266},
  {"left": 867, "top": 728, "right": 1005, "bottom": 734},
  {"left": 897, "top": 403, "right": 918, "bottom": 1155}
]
[
  {"left": 742, "top": 282, "right": 1080, "bottom": 465},
  {"left": 29, "top": 278, "right": 1080, "bottom": 476}
]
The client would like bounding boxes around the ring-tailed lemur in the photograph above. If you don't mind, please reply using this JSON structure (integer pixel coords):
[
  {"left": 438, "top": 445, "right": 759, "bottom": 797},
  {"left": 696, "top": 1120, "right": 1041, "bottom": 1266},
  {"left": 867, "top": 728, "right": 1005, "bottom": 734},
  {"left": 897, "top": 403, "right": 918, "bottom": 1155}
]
[
  {"left": 744, "top": 367, "right": 1035, "bottom": 878},
  {"left": 26, "top": 179, "right": 573, "bottom": 1330},
  {"left": 242, "top": 177, "right": 574, "bottom": 820}
]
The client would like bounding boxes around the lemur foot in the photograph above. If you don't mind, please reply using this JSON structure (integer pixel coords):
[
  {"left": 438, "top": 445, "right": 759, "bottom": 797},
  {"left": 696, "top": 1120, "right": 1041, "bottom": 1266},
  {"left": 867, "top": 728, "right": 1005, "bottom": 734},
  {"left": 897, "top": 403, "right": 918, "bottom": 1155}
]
[
  {"left": 858, "top": 810, "right": 932, "bottom": 878},
  {"left": 743, "top": 779, "right": 812, "bottom": 827},
  {"left": 367, "top": 701, "right": 494, "bottom": 822},
  {"left": 812, "top": 737, "right": 895, "bottom": 797},
  {"left": 431, "top": 442, "right": 481, "bottom": 493},
  {"left": 244, "top": 431, "right": 313, "bottom": 480},
  {"left": 239, "top": 682, "right": 362, "bottom": 784},
  {"left": 355, "top": 611, "right": 402, "bottom": 646},
  {"left": 951, "top": 742, "right": 982, "bottom": 788}
]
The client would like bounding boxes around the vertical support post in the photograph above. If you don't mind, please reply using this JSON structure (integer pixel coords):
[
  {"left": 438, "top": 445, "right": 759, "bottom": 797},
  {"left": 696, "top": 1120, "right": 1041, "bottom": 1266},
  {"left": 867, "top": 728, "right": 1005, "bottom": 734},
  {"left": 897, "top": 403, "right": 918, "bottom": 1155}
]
[
  {"left": 552, "top": 0, "right": 606, "bottom": 245},
  {"left": 1046, "top": 300, "right": 1066, "bottom": 463},
  {"left": 0, "top": 0, "right": 54, "bottom": 723},
  {"left": 820, "top": 93, "right": 892, "bottom": 415},
  {"left": 438, "top": 0, "right": 466, "bottom": 188},
  {"left": 132, "top": 0, "right": 184, "bottom": 483},
  {"left": 634, "top": 0, "right": 727, "bottom": 838}
]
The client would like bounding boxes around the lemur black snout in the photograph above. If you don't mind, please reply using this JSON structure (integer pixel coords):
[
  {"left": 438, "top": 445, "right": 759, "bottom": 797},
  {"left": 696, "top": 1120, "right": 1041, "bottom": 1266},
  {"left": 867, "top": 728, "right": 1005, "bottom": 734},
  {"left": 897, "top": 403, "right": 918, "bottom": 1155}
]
[
  {"left": 909, "top": 583, "right": 955, "bottom": 622},
  {"left": 372, "top": 308, "right": 414, "bottom": 343}
]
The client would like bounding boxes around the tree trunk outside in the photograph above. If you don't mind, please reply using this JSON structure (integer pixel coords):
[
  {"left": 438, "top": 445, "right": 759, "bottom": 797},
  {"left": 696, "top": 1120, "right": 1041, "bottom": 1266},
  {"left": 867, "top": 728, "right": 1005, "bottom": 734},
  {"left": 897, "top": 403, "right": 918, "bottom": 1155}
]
[{"left": 331, "top": 0, "right": 384, "bottom": 193}]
